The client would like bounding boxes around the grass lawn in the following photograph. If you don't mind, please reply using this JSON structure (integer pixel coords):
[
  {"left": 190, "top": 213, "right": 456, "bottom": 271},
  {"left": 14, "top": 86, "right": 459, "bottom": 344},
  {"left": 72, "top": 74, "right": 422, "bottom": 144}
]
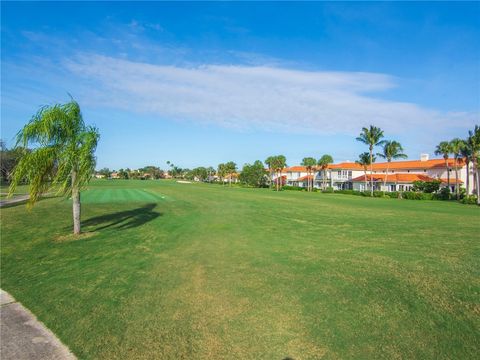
[
  {"left": 1, "top": 180, "right": 479, "bottom": 359},
  {"left": 0, "top": 184, "right": 29, "bottom": 198}
]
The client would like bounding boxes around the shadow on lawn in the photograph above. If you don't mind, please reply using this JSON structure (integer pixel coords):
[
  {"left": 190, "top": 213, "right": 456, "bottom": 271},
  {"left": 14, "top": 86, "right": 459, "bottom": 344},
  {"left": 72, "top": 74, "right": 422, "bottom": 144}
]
[{"left": 82, "top": 203, "right": 162, "bottom": 231}]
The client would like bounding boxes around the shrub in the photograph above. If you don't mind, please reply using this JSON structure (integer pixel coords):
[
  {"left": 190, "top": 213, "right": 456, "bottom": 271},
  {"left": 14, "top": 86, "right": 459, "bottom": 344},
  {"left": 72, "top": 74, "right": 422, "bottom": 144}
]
[
  {"left": 460, "top": 195, "right": 478, "bottom": 205},
  {"left": 385, "top": 191, "right": 400, "bottom": 199},
  {"left": 402, "top": 192, "right": 434, "bottom": 200},
  {"left": 322, "top": 187, "right": 334, "bottom": 193},
  {"left": 412, "top": 180, "right": 441, "bottom": 193},
  {"left": 435, "top": 187, "right": 451, "bottom": 200},
  {"left": 282, "top": 185, "right": 304, "bottom": 191}
]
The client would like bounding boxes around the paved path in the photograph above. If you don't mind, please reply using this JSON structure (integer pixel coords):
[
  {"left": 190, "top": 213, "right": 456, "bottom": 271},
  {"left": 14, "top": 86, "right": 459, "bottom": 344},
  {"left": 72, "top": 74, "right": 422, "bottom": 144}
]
[
  {"left": 0, "top": 195, "right": 29, "bottom": 207},
  {"left": 0, "top": 289, "right": 76, "bottom": 360}
]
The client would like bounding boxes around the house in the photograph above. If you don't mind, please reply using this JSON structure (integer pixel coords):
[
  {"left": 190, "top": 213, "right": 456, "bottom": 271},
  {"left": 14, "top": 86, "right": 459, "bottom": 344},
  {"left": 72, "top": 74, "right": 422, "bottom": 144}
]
[{"left": 270, "top": 154, "right": 474, "bottom": 194}]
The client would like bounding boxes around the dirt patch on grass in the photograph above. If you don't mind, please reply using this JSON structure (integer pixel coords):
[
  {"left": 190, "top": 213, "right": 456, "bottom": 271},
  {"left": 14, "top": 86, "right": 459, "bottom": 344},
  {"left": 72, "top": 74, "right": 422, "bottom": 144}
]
[{"left": 54, "top": 231, "right": 99, "bottom": 242}]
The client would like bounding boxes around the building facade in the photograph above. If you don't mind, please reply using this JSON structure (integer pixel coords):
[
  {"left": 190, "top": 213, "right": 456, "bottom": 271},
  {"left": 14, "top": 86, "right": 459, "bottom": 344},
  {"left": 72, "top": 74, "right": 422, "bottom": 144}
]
[{"left": 271, "top": 155, "right": 474, "bottom": 194}]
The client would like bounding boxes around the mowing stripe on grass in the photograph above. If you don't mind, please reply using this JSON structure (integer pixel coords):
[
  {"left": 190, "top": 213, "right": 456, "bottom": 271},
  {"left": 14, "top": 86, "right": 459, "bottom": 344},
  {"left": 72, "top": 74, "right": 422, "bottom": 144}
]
[{"left": 80, "top": 189, "right": 167, "bottom": 204}]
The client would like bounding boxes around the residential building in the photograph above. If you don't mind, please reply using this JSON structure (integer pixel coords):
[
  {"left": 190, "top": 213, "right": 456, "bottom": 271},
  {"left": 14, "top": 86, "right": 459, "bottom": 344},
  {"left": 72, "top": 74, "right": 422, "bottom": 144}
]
[{"left": 270, "top": 155, "right": 474, "bottom": 194}]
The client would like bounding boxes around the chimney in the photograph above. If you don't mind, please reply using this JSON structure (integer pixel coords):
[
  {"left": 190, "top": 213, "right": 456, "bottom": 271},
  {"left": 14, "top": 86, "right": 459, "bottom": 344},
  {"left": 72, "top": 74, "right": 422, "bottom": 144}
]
[{"left": 420, "top": 153, "right": 429, "bottom": 162}]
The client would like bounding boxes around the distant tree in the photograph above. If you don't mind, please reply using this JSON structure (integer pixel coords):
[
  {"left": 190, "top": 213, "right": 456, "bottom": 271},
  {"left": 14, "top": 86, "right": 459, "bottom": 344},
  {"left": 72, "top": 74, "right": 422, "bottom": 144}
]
[
  {"left": 217, "top": 163, "right": 227, "bottom": 184},
  {"left": 239, "top": 160, "right": 268, "bottom": 187},
  {"left": 190, "top": 167, "right": 208, "bottom": 181},
  {"left": 265, "top": 156, "right": 276, "bottom": 189},
  {"left": 434, "top": 141, "right": 452, "bottom": 189},
  {"left": 224, "top": 161, "right": 237, "bottom": 186},
  {"left": 450, "top": 138, "right": 464, "bottom": 200},
  {"left": 318, "top": 154, "right": 333, "bottom": 190},
  {"left": 97, "top": 167, "right": 111, "bottom": 178},
  {"left": 0, "top": 141, "right": 28, "bottom": 184},
  {"left": 206, "top": 166, "right": 215, "bottom": 181},
  {"left": 459, "top": 141, "right": 472, "bottom": 195},
  {"left": 377, "top": 141, "right": 407, "bottom": 193},
  {"left": 272, "top": 155, "right": 286, "bottom": 191},
  {"left": 356, "top": 125, "right": 385, "bottom": 196},
  {"left": 301, "top": 157, "right": 316, "bottom": 192},
  {"left": 117, "top": 168, "right": 129, "bottom": 179},
  {"left": 140, "top": 166, "right": 164, "bottom": 179},
  {"left": 9, "top": 100, "right": 99, "bottom": 235},
  {"left": 356, "top": 152, "right": 374, "bottom": 192}
]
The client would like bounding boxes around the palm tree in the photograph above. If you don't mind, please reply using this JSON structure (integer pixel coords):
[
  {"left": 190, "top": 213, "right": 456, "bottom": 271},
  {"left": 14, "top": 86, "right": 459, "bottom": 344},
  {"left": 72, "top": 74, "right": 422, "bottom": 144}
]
[
  {"left": 434, "top": 141, "right": 452, "bottom": 190},
  {"left": 450, "top": 138, "right": 464, "bottom": 200},
  {"left": 217, "top": 163, "right": 226, "bottom": 184},
  {"left": 265, "top": 156, "right": 276, "bottom": 189},
  {"left": 377, "top": 141, "right": 407, "bottom": 193},
  {"left": 301, "top": 157, "right": 316, "bottom": 191},
  {"left": 460, "top": 140, "right": 472, "bottom": 195},
  {"left": 273, "top": 155, "right": 286, "bottom": 191},
  {"left": 318, "top": 155, "right": 333, "bottom": 190},
  {"left": 224, "top": 161, "right": 237, "bottom": 187},
  {"left": 356, "top": 125, "right": 385, "bottom": 196},
  {"left": 356, "top": 152, "right": 374, "bottom": 192},
  {"left": 8, "top": 100, "right": 99, "bottom": 235},
  {"left": 467, "top": 125, "right": 480, "bottom": 204}
]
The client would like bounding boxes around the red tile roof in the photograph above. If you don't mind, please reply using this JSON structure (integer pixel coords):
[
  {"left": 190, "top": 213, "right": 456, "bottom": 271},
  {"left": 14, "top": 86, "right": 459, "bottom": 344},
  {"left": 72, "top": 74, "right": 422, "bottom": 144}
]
[{"left": 284, "top": 166, "right": 308, "bottom": 172}]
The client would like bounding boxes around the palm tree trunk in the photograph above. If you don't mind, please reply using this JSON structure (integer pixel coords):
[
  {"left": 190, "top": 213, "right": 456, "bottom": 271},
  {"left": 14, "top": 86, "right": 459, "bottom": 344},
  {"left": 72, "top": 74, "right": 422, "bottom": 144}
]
[
  {"left": 445, "top": 157, "right": 450, "bottom": 188},
  {"left": 454, "top": 160, "right": 459, "bottom": 200},
  {"left": 474, "top": 159, "right": 480, "bottom": 205},
  {"left": 465, "top": 161, "right": 470, "bottom": 195},
  {"left": 383, "top": 161, "right": 390, "bottom": 194},
  {"left": 71, "top": 171, "right": 81, "bottom": 235},
  {"left": 369, "top": 147, "right": 374, "bottom": 196},
  {"left": 364, "top": 168, "right": 367, "bottom": 192}
]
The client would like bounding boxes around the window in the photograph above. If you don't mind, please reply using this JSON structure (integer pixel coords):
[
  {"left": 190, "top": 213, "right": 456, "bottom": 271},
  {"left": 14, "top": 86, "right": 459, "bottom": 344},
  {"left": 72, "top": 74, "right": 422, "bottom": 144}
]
[
  {"left": 390, "top": 184, "right": 396, "bottom": 192},
  {"left": 348, "top": 171, "right": 352, "bottom": 177}
]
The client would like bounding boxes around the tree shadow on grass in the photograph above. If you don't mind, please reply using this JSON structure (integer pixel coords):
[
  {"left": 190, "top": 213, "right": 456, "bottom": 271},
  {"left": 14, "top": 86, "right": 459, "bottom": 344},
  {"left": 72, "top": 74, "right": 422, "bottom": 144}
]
[{"left": 82, "top": 203, "right": 162, "bottom": 231}]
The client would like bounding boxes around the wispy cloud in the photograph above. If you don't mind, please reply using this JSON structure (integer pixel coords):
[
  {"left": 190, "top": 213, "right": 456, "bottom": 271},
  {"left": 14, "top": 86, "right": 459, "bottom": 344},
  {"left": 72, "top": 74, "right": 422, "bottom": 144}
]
[{"left": 63, "top": 54, "right": 476, "bottom": 135}]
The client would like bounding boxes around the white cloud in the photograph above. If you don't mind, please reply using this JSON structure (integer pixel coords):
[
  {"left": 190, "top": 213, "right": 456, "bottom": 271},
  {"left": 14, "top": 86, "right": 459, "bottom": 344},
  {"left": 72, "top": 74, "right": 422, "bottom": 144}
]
[{"left": 63, "top": 54, "right": 477, "bottom": 135}]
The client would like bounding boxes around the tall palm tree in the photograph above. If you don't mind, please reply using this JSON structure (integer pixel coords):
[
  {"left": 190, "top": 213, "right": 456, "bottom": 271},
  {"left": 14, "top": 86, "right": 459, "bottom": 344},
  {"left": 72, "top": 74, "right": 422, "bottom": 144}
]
[
  {"left": 265, "top": 156, "right": 276, "bottom": 189},
  {"left": 450, "top": 138, "right": 464, "bottom": 200},
  {"left": 301, "top": 157, "right": 316, "bottom": 191},
  {"left": 356, "top": 125, "right": 385, "bottom": 196},
  {"left": 224, "top": 161, "right": 237, "bottom": 187},
  {"left": 434, "top": 141, "right": 452, "bottom": 190},
  {"left": 318, "top": 154, "right": 333, "bottom": 190},
  {"left": 377, "top": 141, "right": 407, "bottom": 193},
  {"left": 460, "top": 140, "right": 472, "bottom": 195},
  {"left": 467, "top": 125, "right": 480, "bottom": 204},
  {"left": 217, "top": 163, "right": 226, "bottom": 185},
  {"left": 9, "top": 100, "right": 100, "bottom": 235},
  {"left": 273, "top": 155, "right": 287, "bottom": 191},
  {"left": 356, "top": 152, "right": 374, "bottom": 192}
]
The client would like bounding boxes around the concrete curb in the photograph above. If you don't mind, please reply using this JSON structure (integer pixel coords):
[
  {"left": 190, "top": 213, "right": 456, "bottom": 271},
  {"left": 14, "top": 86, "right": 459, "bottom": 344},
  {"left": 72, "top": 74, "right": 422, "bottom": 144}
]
[{"left": 0, "top": 289, "right": 76, "bottom": 360}]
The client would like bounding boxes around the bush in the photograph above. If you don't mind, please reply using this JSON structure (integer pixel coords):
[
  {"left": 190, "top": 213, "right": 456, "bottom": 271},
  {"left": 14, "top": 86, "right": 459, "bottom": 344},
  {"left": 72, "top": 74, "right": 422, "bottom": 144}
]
[
  {"left": 460, "top": 195, "right": 478, "bottom": 205},
  {"left": 282, "top": 185, "right": 305, "bottom": 191},
  {"left": 412, "top": 180, "right": 441, "bottom": 193},
  {"left": 402, "top": 191, "right": 434, "bottom": 200},
  {"left": 372, "top": 191, "right": 385, "bottom": 198},
  {"left": 435, "top": 187, "right": 451, "bottom": 200},
  {"left": 385, "top": 191, "right": 400, "bottom": 199},
  {"left": 322, "top": 187, "right": 334, "bottom": 193}
]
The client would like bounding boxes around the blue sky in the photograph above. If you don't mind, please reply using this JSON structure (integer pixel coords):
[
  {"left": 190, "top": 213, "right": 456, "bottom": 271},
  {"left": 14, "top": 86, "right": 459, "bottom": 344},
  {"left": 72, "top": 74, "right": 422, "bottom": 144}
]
[{"left": 1, "top": 1, "right": 479, "bottom": 170}]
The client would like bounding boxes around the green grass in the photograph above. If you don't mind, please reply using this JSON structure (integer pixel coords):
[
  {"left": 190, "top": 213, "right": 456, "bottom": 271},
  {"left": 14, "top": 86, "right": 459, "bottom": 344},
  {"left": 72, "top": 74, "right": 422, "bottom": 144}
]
[
  {"left": 1, "top": 180, "right": 479, "bottom": 359},
  {"left": 0, "top": 184, "right": 29, "bottom": 198}
]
